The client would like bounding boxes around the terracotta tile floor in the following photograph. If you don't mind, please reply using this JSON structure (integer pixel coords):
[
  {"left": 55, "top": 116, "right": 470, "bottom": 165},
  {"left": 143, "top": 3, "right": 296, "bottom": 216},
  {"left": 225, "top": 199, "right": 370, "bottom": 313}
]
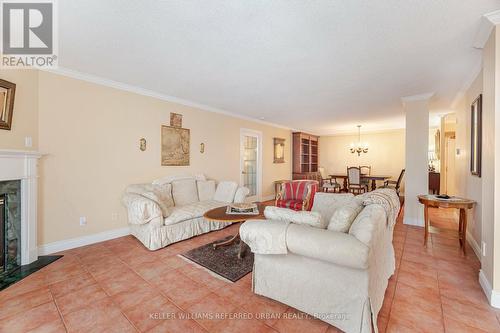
[{"left": 1, "top": 207, "right": 500, "bottom": 332}]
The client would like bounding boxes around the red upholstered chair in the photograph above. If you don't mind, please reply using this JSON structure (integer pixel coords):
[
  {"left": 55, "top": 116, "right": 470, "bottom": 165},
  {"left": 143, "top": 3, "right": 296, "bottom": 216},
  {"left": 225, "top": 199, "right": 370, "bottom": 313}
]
[{"left": 275, "top": 180, "right": 318, "bottom": 211}]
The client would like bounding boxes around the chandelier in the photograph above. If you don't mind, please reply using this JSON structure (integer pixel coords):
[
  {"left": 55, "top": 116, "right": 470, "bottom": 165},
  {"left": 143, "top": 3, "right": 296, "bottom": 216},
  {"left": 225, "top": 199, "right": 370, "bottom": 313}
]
[{"left": 350, "top": 125, "right": 368, "bottom": 156}]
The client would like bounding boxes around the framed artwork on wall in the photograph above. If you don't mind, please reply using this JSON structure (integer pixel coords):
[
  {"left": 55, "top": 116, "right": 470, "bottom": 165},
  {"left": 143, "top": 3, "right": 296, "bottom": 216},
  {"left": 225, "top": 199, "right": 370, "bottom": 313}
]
[
  {"left": 470, "top": 94, "right": 482, "bottom": 177},
  {"left": 161, "top": 125, "right": 190, "bottom": 166},
  {"left": 0, "top": 79, "right": 16, "bottom": 130},
  {"left": 273, "top": 138, "right": 285, "bottom": 163}
]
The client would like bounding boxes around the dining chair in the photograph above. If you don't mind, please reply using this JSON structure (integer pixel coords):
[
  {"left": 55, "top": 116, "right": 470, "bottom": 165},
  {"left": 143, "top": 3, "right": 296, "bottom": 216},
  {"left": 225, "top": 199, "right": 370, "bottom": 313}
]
[
  {"left": 318, "top": 167, "right": 340, "bottom": 193},
  {"left": 381, "top": 169, "right": 405, "bottom": 196},
  {"left": 347, "top": 167, "right": 367, "bottom": 194},
  {"left": 359, "top": 165, "right": 371, "bottom": 190},
  {"left": 359, "top": 166, "right": 371, "bottom": 175}
]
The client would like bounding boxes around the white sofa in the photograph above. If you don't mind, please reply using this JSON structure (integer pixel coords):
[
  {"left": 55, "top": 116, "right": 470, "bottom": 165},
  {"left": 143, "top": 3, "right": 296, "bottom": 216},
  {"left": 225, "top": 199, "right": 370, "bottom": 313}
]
[
  {"left": 122, "top": 175, "right": 249, "bottom": 250},
  {"left": 240, "top": 190, "right": 400, "bottom": 333}
]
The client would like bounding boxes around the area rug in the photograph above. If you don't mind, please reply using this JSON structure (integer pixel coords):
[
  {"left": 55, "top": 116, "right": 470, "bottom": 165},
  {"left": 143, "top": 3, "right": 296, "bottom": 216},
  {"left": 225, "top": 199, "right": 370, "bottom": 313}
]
[
  {"left": 0, "top": 255, "right": 62, "bottom": 291},
  {"left": 180, "top": 236, "right": 253, "bottom": 282}
]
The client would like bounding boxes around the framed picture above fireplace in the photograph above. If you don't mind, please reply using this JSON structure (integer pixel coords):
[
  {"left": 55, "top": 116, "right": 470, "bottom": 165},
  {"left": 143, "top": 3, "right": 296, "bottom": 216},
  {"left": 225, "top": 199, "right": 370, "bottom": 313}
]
[{"left": 0, "top": 79, "right": 16, "bottom": 131}]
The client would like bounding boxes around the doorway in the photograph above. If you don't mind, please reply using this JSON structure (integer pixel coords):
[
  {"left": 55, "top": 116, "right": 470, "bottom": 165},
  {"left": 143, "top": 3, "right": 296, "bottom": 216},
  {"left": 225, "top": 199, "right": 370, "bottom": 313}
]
[
  {"left": 444, "top": 135, "right": 456, "bottom": 195},
  {"left": 240, "top": 129, "right": 262, "bottom": 202}
]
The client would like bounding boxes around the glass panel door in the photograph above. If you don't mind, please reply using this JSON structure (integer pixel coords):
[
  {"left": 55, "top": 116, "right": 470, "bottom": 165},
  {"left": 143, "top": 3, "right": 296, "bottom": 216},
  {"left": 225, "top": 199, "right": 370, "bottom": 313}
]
[{"left": 242, "top": 135, "right": 258, "bottom": 197}]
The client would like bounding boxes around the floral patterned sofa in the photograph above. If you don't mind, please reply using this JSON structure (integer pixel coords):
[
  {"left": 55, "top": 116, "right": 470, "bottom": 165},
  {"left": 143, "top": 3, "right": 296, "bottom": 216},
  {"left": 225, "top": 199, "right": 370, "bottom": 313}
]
[{"left": 122, "top": 175, "right": 249, "bottom": 250}]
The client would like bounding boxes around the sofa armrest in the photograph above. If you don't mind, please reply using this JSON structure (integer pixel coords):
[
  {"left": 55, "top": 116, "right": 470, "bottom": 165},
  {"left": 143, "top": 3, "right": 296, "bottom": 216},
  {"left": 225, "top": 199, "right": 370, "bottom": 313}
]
[
  {"left": 122, "top": 193, "right": 164, "bottom": 225},
  {"left": 286, "top": 224, "right": 369, "bottom": 270}
]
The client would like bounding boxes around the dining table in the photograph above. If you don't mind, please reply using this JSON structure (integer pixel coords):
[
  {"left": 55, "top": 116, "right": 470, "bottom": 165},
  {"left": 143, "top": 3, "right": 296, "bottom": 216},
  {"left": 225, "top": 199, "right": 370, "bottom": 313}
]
[{"left": 329, "top": 174, "right": 392, "bottom": 192}]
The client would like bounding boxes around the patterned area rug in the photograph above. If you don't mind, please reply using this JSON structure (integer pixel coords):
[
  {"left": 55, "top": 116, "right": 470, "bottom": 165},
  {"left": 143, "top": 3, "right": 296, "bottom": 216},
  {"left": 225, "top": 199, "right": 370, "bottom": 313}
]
[{"left": 180, "top": 236, "right": 253, "bottom": 282}]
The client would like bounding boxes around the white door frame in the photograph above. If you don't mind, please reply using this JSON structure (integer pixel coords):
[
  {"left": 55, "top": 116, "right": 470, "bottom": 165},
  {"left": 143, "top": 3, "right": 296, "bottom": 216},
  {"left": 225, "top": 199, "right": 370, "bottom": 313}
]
[{"left": 240, "top": 128, "right": 263, "bottom": 202}]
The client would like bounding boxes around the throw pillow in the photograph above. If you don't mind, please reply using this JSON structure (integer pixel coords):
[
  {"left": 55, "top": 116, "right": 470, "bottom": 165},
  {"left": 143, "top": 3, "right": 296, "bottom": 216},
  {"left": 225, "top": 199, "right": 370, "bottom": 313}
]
[
  {"left": 197, "top": 180, "right": 216, "bottom": 201},
  {"left": 264, "top": 206, "right": 326, "bottom": 229},
  {"left": 213, "top": 181, "right": 238, "bottom": 203},
  {"left": 327, "top": 199, "right": 364, "bottom": 233},
  {"left": 172, "top": 179, "right": 199, "bottom": 206}
]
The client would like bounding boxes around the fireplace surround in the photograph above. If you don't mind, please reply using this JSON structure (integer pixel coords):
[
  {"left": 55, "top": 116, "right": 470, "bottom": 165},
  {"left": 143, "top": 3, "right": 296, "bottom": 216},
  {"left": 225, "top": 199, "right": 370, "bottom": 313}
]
[{"left": 0, "top": 150, "right": 42, "bottom": 266}]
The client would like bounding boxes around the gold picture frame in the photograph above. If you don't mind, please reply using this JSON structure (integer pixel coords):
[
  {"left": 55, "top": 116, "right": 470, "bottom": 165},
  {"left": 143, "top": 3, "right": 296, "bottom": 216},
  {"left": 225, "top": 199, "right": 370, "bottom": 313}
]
[
  {"left": 273, "top": 138, "right": 285, "bottom": 163},
  {"left": 161, "top": 125, "right": 190, "bottom": 166},
  {"left": 471, "top": 94, "right": 482, "bottom": 177},
  {"left": 0, "top": 79, "right": 16, "bottom": 130},
  {"left": 170, "top": 112, "right": 183, "bottom": 128}
]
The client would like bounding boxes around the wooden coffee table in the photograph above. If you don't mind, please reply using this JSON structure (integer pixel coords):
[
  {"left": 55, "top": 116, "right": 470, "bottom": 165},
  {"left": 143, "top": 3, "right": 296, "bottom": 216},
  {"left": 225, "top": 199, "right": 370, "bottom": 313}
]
[{"left": 204, "top": 204, "right": 265, "bottom": 258}]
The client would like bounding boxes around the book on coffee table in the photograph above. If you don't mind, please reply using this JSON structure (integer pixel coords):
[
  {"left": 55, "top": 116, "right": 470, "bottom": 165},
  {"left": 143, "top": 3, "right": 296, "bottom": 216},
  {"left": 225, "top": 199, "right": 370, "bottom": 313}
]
[{"left": 226, "top": 203, "right": 260, "bottom": 215}]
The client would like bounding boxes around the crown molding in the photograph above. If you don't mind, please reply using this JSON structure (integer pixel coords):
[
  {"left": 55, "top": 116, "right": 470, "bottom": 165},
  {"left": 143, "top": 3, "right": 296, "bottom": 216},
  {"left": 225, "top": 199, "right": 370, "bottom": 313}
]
[
  {"left": 401, "top": 92, "right": 434, "bottom": 105},
  {"left": 451, "top": 58, "right": 482, "bottom": 110},
  {"left": 474, "top": 10, "right": 500, "bottom": 49},
  {"left": 42, "top": 67, "right": 295, "bottom": 132}
]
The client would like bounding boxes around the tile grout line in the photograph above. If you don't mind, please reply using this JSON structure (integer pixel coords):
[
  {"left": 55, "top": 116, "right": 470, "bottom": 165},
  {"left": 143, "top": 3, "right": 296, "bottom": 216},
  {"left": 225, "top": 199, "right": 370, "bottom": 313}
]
[
  {"left": 431, "top": 229, "right": 448, "bottom": 333},
  {"left": 385, "top": 221, "right": 405, "bottom": 327}
]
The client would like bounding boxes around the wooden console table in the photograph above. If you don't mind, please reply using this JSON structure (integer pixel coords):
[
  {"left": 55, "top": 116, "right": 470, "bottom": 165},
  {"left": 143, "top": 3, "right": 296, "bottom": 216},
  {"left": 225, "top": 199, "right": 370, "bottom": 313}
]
[{"left": 417, "top": 195, "right": 476, "bottom": 255}]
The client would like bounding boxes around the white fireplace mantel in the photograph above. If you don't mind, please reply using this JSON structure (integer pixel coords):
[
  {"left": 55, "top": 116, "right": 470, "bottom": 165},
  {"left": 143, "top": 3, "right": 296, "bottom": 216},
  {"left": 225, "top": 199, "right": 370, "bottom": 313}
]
[{"left": 0, "top": 149, "right": 43, "bottom": 265}]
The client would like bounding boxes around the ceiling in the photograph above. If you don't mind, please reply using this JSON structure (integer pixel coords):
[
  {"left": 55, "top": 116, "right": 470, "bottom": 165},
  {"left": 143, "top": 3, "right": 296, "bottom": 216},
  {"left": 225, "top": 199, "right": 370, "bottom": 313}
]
[{"left": 58, "top": 1, "right": 499, "bottom": 135}]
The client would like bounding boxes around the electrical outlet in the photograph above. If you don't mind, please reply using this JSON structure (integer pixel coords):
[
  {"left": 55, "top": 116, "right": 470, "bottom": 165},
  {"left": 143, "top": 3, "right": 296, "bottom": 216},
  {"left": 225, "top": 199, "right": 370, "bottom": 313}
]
[
  {"left": 481, "top": 241, "right": 486, "bottom": 257},
  {"left": 111, "top": 213, "right": 118, "bottom": 221},
  {"left": 79, "top": 216, "right": 87, "bottom": 226}
]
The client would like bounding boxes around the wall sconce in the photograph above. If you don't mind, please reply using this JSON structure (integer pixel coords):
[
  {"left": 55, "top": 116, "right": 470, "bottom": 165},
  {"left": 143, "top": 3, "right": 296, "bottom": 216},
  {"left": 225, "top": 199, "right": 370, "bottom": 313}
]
[
  {"left": 200, "top": 143, "right": 205, "bottom": 154},
  {"left": 139, "top": 138, "right": 147, "bottom": 151}
]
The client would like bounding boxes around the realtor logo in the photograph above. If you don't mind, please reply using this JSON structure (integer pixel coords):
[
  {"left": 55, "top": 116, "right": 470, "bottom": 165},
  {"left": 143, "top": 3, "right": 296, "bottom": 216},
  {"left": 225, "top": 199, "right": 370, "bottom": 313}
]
[{"left": 1, "top": 0, "right": 57, "bottom": 68}]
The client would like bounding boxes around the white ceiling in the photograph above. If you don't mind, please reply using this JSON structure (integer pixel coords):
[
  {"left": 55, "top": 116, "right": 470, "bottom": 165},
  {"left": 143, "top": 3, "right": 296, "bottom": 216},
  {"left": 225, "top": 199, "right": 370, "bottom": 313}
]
[{"left": 58, "top": 1, "right": 499, "bottom": 135}]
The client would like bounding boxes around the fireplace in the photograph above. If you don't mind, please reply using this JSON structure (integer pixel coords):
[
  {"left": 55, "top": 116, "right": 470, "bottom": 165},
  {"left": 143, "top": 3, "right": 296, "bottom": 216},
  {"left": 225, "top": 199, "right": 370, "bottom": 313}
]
[
  {"left": 0, "top": 150, "right": 42, "bottom": 267},
  {"left": 0, "top": 180, "right": 21, "bottom": 277}
]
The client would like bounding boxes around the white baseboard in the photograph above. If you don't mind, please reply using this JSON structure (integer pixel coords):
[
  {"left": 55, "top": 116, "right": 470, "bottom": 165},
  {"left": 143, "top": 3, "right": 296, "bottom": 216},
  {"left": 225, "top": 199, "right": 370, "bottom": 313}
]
[
  {"left": 403, "top": 217, "right": 423, "bottom": 227},
  {"left": 38, "top": 227, "right": 131, "bottom": 255},
  {"left": 479, "top": 269, "right": 500, "bottom": 309},
  {"left": 466, "top": 231, "right": 481, "bottom": 260}
]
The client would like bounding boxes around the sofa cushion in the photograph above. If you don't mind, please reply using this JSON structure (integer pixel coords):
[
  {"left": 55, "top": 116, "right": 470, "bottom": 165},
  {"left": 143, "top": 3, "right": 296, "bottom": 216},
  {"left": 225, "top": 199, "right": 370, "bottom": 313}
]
[
  {"left": 327, "top": 199, "right": 363, "bottom": 233},
  {"left": 164, "top": 200, "right": 226, "bottom": 225},
  {"left": 264, "top": 206, "right": 326, "bottom": 229},
  {"left": 213, "top": 181, "right": 238, "bottom": 203},
  {"left": 276, "top": 199, "right": 304, "bottom": 211},
  {"left": 197, "top": 180, "right": 216, "bottom": 201},
  {"left": 172, "top": 179, "right": 199, "bottom": 206},
  {"left": 234, "top": 187, "right": 250, "bottom": 203}
]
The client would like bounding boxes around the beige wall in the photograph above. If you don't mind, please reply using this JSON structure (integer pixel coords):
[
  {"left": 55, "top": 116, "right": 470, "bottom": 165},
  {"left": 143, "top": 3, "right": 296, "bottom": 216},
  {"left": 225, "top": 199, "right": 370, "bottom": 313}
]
[
  {"left": 0, "top": 70, "right": 39, "bottom": 150},
  {"left": 454, "top": 26, "right": 500, "bottom": 295},
  {"left": 2, "top": 70, "right": 292, "bottom": 245},
  {"left": 454, "top": 70, "right": 483, "bottom": 248},
  {"left": 481, "top": 27, "right": 498, "bottom": 290},
  {"left": 319, "top": 129, "right": 405, "bottom": 189}
]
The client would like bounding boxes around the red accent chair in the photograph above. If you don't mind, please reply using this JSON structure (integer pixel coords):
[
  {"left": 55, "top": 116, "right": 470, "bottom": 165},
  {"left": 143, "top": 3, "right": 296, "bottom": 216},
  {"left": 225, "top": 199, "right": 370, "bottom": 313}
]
[{"left": 275, "top": 180, "right": 318, "bottom": 211}]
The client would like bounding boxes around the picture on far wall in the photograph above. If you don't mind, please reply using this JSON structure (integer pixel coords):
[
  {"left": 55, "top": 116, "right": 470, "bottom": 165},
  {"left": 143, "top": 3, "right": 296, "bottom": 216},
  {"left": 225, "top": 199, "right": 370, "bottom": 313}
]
[
  {"left": 0, "top": 79, "right": 16, "bottom": 130},
  {"left": 273, "top": 138, "right": 285, "bottom": 163},
  {"left": 161, "top": 125, "right": 190, "bottom": 166},
  {"left": 170, "top": 112, "right": 183, "bottom": 128},
  {"left": 470, "top": 94, "right": 482, "bottom": 177}
]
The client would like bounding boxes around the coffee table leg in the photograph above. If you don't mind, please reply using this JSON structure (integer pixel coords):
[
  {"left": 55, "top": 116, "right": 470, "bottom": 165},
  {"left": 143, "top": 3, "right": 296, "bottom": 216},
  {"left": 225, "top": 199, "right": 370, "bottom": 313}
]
[
  {"left": 424, "top": 205, "right": 429, "bottom": 246},
  {"left": 238, "top": 240, "right": 246, "bottom": 259},
  {"left": 213, "top": 234, "right": 240, "bottom": 249}
]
